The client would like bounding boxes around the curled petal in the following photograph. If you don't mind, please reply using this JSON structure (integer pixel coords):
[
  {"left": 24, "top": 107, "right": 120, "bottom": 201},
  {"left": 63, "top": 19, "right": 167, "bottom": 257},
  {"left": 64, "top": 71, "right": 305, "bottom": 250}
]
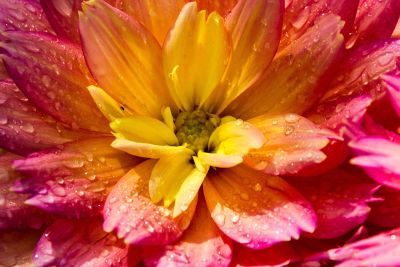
[
  {"left": 226, "top": 14, "right": 344, "bottom": 118},
  {"left": 203, "top": 165, "right": 316, "bottom": 249},
  {"left": 13, "top": 137, "right": 140, "bottom": 218},
  {"left": 103, "top": 160, "right": 196, "bottom": 245},
  {"left": 33, "top": 219, "right": 132, "bottom": 267},
  {"left": 163, "top": 2, "right": 230, "bottom": 111},
  {"left": 79, "top": 0, "right": 174, "bottom": 118},
  {"left": 143, "top": 196, "right": 233, "bottom": 267},
  {"left": 245, "top": 113, "right": 339, "bottom": 175},
  {"left": 350, "top": 137, "right": 400, "bottom": 189},
  {"left": 0, "top": 31, "right": 109, "bottom": 132}
]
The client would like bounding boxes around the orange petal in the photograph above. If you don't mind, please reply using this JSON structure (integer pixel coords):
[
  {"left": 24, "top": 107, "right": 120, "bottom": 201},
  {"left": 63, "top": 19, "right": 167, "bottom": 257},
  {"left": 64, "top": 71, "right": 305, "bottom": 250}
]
[
  {"left": 79, "top": 0, "right": 174, "bottom": 118},
  {"left": 204, "top": 0, "right": 284, "bottom": 113},
  {"left": 225, "top": 14, "right": 344, "bottom": 119},
  {"left": 115, "top": 0, "right": 185, "bottom": 44},
  {"left": 245, "top": 113, "right": 339, "bottom": 175},
  {"left": 187, "top": 0, "right": 238, "bottom": 17},
  {"left": 203, "top": 165, "right": 316, "bottom": 249}
]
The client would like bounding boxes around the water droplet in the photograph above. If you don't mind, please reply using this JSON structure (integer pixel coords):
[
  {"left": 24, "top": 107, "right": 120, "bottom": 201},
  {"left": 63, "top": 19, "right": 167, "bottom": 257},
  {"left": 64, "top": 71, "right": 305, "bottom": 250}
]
[
  {"left": 21, "top": 123, "right": 34, "bottom": 133},
  {"left": 42, "top": 75, "right": 51, "bottom": 87},
  {"left": 52, "top": 185, "right": 66, "bottom": 197},
  {"left": 0, "top": 114, "right": 7, "bottom": 125},
  {"left": 284, "top": 114, "right": 300, "bottom": 123},
  {"left": 253, "top": 183, "right": 262, "bottom": 192},
  {"left": 284, "top": 126, "right": 295, "bottom": 136},
  {"left": 231, "top": 214, "right": 240, "bottom": 224}
]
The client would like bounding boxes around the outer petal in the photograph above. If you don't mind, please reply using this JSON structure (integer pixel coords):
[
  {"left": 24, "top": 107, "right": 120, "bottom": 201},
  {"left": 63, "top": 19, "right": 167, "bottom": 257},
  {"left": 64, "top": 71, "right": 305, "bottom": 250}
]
[
  {"left": 204, "top": 0, "right": 284, "bottom": 113},
  {"left": 0, "top": 0, "right": 53, "bottom": 33},
  {"left": 116, "top": 0, "right": 185, "bottom": 44},
  {"left": 13, "top": 137, "right": 140, "bottom": 218},
  {"left": 281, "top": 0, "right": 358, "bottom": 48},
  {"left": 368, "top": 187, "right": 400, "bottom": 228},
  {"left": 289, "top": 168, "right": 377, "bottom": 239},
  {"left": 0, "top": 31, "right": 109, "bottom": 132},
  {"left": 40, "top": 0, "right": 82, "bottom": 43},
  {"left": 346, "top": 0, "right": 400, "bottom": 48},
  {"left": 163, "top": 2, "right": 229, "bottom": 111},
  {"left": 79, "top": 0, "right": 174, "bottom": 118},
  {"left": 320, "top": 39, "right": 400, "bottom": 105},
  {"left": 350, "top": 137, "right": 400, "bottom": 189},
  {"left": 33, "top": 219, "right": 133, "bottom": 267},
  {"left": 103, "top": 160, "right": 196, "bottom": 245},
  {"left": 225, "top": 14, "right": 344, "bottom": 119},
  {"left": 0, "top": 153, "right": 48, "bottom": 229},
  {"left": 203, "top": 165, "right": 316, "bottom": 249},
  {"left": 0, "top": 229, "right": 41, "bottom": 267},
  {"left": 143, "top": 196, "right": 233, "bottom": 267},
  {"left": 0, "top": 79, "right": 77, "bottom": 156},
  {"left": 245, "top": 113, "right": 339, "bottom": 175},
  {"left": 324, "top": 228, "right": 400, "bottom": 267}
]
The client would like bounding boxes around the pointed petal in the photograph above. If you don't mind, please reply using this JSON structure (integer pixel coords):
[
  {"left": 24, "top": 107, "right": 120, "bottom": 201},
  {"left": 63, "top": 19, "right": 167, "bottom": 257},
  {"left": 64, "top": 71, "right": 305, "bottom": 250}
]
[
  {"left": 350, "top": 137, "right": 400, "bottom": 189},
  {"left": 103, "top": 160, "right": 196, "bottom": 245},
  {"left": 0, "top": 79, "right": 77, "bottom": 155},
  {"left": 163, "top": 2, "right": 230, "bottom": 111},
  {"left": 320, "top": 39, "right": 400, "bottom": 104},
  {"left": 0, "top": 153, "right": 48, "bottom": 229},
  {"left": 369, "top": 187, "right": 400, "bottom": 228},
  {"left": 188, "top": 0, "right": 238, "bottom": 17},
  {"left": 143, "top": 196, "right": 233, "bottom": 267},
  {"left": 0, "top": 0, "right": 53, "bottom": 33},
  {"left": 116, "top": 0, "right": 184, "bottom": 44},
  {"left": 203, "top": 165, "right": 316, "bottom": 249},
  {"left": 33, "top": 219, "right": 131, "bottom": 267},
  {"left": 204, "top": 0, "right": 284, "bottom": 113},
  {"left": 40, "top": 0, "right": 82, "bottom": 43},
  {"left": 111, "top": 139, "right": 192, "bottom": 159},
  {"left": 289, "top": 168, "right": 377, "bottom": 239},
  {"left": 226, "top": 14, "right": 344, "bottom": 118},
  {"left": 281, "top": 0, "right": 358, "bottom": 48},
  {"left": 79, "top": 0, "right": 174, "bottom": 118},
  {"left": 245, "top": 113, "right": 339, "bottom": 175},
  {"left": 13, "top": 137, "right": 140, "bottom": 218},
  {"left": 346, "top": 0, "right": 400, "bottom": 48},
  {"left": 110, "top": 116, "right": 178, "bottom": 145},
  {"left": 0, "top": 31, "right": 109, "bottom": 132}
]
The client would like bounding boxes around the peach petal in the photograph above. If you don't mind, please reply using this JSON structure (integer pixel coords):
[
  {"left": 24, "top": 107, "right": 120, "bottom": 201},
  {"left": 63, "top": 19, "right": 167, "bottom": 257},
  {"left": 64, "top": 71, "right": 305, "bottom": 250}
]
[
  {"left": 143, "top": 195, "right": 233, "bottom": 267},
  {"left": 0, "top": 31, "right": 109, "bottom": 132},
  {"left": 33, "top": 219, "right": 132, "bottom": 267},
  {"left": 226, "top": 14, "right": 344, "bottom": 118},
  {"left": 203, "top": 165, "right": 316, "bottom": 249},
  {"left": 13, "top": 137, "right": 140, "bottom": 218}
]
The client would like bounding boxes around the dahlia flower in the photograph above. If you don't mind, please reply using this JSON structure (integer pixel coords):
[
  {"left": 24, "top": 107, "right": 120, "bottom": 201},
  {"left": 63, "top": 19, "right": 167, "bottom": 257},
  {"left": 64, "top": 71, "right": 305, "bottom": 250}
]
[{"left": 0, "top": 0, "right": 400, "bottom": 266}]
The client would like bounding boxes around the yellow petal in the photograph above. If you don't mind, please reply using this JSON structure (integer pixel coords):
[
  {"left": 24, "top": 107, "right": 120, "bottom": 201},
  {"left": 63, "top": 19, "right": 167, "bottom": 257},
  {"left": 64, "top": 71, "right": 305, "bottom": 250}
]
[
  {"left": 88, "top": 85, "right": 132, "bottom": 121},
  {"left": 163, "top": 2, "right": 230, "bottom": 111},
  {"left": 111, "top": 139, "right": 193, "bottom": 159},
  {"left": 161, "top": 106, "right": 175, "bottom": 132},
  {"left": 110, "top": 116, "right": 178, "bottom": 145},
  {"left": 79, "top": 0, "right": 175, "bottom": 118},
  {"left": 149, "top": 153, "right": 193, "bottom": 205},
  {"left": 198, "top": 151, "right": 243, "bottom": 168}
]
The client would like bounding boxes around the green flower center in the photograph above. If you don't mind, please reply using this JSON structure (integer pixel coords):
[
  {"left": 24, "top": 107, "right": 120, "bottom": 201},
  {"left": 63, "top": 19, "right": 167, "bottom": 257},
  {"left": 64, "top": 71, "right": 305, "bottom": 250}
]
[{"left": 175, "top": 110, "right": 220, "bottom": 153}]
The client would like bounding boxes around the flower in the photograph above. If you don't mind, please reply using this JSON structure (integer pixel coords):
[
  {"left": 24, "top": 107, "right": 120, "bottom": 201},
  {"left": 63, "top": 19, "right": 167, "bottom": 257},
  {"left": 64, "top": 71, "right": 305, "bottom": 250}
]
[{"left": 0, "top": 0, "right": 400, "bottom": 266}]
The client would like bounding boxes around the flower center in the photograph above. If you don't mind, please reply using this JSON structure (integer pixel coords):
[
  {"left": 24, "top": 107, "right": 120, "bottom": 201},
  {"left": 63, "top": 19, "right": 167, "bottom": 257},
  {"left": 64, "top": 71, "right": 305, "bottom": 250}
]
[{"left": 175, "top": 110, "right": 220, "bottom": 153}]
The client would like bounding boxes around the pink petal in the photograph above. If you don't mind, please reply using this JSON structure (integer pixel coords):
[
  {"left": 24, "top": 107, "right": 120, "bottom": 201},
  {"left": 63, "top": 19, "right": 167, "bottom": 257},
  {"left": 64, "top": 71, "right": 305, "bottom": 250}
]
[
  {"left": 288, "top": 168, "right": 377, "bottom": 239},
  {"left": 368, "top": 187, "right": 400, "bottom": 228},
  {"left": 13, "top": 137, "right": 140, "bottom": 218},
  {"left": 0, "top": 229, "right": 41, "bottom": 266},
  {"left": 346, "top": 0, "right": 400, "bottom": 48},
  {"left": 0, "top": 152, "right": 49, "bottom": 230},
  {"left": 203, "top": 165, "right": 316, "bottom": 249},
  {"left": 282, "top": 0, "right": 358, "bottom": 48},
  {"left": 103, "top": 160, "right": 195, "bottom": 246},
  {"left": 231, "top": 242, "right": 298, "bottom": 267},
  {"left": 382, "top": 74, "right": 400, "bottom": 117},
  {"left": 320, "top": 39, "right": 400, "bottom": 105},
  {"left": 1, "top": 31, "right": 109, "bottom": 132},
  {"left": 0, "top": 0, "right": 53, "bottom": 33},
  {"left": 33, "top": 218, "right": 133, "bottom": 267},
  {"left": 245, "top": 113, "right": 339, "bottom": 176},
  {"left": 350, "top": 137, "right": 400, "bottom": 189},
  {"left": 225, "top": 14, "right": 344, "bottom": 119},
  {"left": 40, "top": 0, "right": 82, "bottom": 43},
  {"left": 142, "top": 196, "right": 233, "bottom": 267},
  {"left": 325, "top": 228, "right": 400, "bottom": 266}
]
